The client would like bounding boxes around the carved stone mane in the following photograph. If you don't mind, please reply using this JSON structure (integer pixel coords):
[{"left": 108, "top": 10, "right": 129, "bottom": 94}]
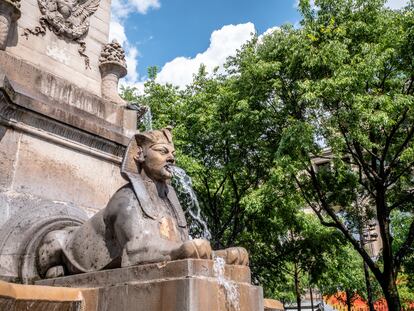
[{"left": 23, "top": 0, "right": 101, "bottom": 68}]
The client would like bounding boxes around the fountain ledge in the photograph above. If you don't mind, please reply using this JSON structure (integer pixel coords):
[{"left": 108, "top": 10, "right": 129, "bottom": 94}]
[{"left": 36, "top": 259, "right": 264, "bottom": 311}]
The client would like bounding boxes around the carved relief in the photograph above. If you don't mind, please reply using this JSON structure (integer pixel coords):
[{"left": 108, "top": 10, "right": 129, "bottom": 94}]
[
  {"left": 0, "top": 0, "right": 21, "bottom": 50},
  {"left": 23, "top": 0, "right": 100, "bottom": 68}
]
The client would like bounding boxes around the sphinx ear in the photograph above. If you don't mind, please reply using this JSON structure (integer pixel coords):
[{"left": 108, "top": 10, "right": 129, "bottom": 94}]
[{"left": 134, "top": 146, "right": 145, "bottom": 163}]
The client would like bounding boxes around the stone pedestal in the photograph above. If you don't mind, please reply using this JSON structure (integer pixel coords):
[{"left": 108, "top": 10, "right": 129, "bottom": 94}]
[{"left": 36, "top": 259, "right": 264, "bottom": 311}]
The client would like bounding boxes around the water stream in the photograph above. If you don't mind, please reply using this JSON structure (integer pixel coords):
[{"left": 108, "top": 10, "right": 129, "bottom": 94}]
[
  {"left": 171, "top": 166, "right": 212, "bottom": 240},
  {"left": 142, "top": 106, "right": 153, "bottom": 131},
  {"left": 213, "top": 255, "right": 240, "bottom": 311}
]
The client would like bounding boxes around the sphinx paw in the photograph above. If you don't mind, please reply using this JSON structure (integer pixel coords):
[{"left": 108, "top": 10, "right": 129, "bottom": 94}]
[
  {"left": 173, "top": 239, "right": 212, "bottom": 260},
  {"left": 213, "top": 247, "right": 249, "bottom": 266},
  {"left": 45, "top": 265, "right": 65, "bottom": 279}
]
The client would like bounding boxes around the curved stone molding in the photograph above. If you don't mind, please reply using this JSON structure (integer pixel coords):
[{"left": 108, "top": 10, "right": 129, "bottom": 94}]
[
  {"left": 0, "top": 0, "right": 21, "bottom": 50},
  {"left": 99, "top": 40, "right": 127, "bottom": 105},
  {"left": 23, "top": 0, "right": 100, "bottom": 69},
  {"left": 0, "top": 201, "right": 88, "bottom": 283}
]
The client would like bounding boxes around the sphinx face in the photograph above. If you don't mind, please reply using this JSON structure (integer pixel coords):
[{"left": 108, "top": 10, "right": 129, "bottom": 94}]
[{"left": 142, "top": 143, "right": 175, "bottom": 182}]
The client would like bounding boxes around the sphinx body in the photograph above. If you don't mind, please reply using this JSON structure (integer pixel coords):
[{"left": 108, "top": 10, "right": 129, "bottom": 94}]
[{"left": 38, "top": 128, "right": 247, "bottom": 279}]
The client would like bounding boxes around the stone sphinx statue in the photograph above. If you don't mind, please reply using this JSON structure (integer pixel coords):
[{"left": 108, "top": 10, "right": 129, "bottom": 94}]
[{"left": 37, "top": 127, "right": 248, "bottom": 278}]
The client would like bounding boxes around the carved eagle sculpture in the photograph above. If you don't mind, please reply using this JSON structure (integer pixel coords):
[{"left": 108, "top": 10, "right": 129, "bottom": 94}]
[
  {"left": 38, "top": 0, "right": 100, "bottom": 39},
  {"left": 24, "top": 0, "right": 100, "bottom": 68}
]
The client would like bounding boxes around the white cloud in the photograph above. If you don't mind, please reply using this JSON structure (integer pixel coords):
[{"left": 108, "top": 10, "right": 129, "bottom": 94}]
[
  {"left": 109, "top": 20, "right": 127, "bottom": 45},
  {"left": 156, "top": 23, "right": 256, "bottom": 88},
  {"left": 111, "top": 0, "right": 131, "bottom": 20},
  {"left": 111, "top": 0, "right": 160, "bottom": 17},
  {"left": 258, "top": 26, "right": 280, "bottom": 43},
  {"left": 109, "top": 0, "right": 161, "bottom": 89},
  {"left": 130, "top": 0, "right": 160, "bottom": 14},
  {"left": 385, "top": 0, "right": 408, "bottom": 9},
  {"left": 124, "top": 46, "right": 139, "bottom": 84}
]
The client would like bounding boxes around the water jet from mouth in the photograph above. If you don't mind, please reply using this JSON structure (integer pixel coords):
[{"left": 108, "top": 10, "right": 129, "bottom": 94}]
[{"left": 171, "top": 166, "right": 212, "bottom": 240}]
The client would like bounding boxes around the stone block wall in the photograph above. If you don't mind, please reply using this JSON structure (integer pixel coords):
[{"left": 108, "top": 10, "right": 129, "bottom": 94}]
[
  {"left": 0, "top": 126, "right": 126, "bottom": 220},
  {"left": 5, "top": 0, "right": 111, "bottom": 96}
]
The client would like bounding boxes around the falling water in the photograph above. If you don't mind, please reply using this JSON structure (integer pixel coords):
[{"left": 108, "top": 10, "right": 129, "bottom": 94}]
[
  {"left": 142, "top": 106, "right": 153, "bottom": 131},
  {"left": 213, "top": 256, "right": 240, "bottom": 311},
  {"left": 171, "top": 166, "right": 212, "bottom": 240},
  {"left": 170, "top": 163, "right": 240, "bottom": 310}
]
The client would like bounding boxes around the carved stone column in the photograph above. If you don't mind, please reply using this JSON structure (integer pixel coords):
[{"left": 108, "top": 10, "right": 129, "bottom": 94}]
[
  {"left": 99, "top": 40, "right": 128, "bottom": 105},
  {"left": 0, "top": 0, "right": 20, "bottom": 50}
]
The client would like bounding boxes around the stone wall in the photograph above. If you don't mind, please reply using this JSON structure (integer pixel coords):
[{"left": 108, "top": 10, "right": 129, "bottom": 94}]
[
  {"left": 5, "top": 0, "right": 111, "bottom": 96},
  {"left": 0, "top": 126, "right": 126, "bottom": 219}
]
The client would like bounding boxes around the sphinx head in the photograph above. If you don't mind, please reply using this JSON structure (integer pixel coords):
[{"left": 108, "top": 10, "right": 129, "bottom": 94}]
[{"left": 134, "top": 127, "right": 176, "bottom": 182}]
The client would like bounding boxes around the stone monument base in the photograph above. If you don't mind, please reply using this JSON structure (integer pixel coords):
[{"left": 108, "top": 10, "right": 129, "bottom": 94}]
[{"left": 35, "top": 259, "right": 264, "bottom": 311}]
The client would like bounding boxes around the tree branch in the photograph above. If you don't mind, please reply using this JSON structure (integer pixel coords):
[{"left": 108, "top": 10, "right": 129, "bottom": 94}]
[
  {"left": 386, "top": 159, "right": 414, "bottom": 188},
  {"left": 306, "top": 163, "right": 383, "bottom": 281},
  {"left": 381, "top": 107, "right": 409, "bottom": 166},
  {"left": 293, "top": 174, "right": 339, "bottom": 229},
  {"left": 386, "top": 123, "right": 414, "bottom": 175},
  {"left": 388, "top": 189, "right": 414, "bottom": 211},
  {"left": 394, "top": 218, "right": 414, "bottom": 271},
  {"left": 338, "top": 124, "right": 378, "bottom": 184}
]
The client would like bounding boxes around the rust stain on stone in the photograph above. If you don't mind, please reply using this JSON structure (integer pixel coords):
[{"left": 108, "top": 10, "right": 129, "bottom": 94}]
[{"left": 159, "top": 217, "right": 179, "bottom": 241}]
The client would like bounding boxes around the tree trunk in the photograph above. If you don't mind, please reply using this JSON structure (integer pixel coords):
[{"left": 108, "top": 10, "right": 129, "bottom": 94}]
[
  {"left": 381, "top": 275, "right": 402, "bottom": 311},
  {"left": 363, "top": 262, "right": 375, "bottom": 311},
  {"left": 345, "top": 289, "right": 352, "bottom": 311},
  {"left": 375, "top": 189, "right": 402, "bottom": 311},
  {"left": 310, "top": 286, "right": 314, "bottom": 311},
  {"left": 294, "top": 262, "right": 301, "bottom": 311}
]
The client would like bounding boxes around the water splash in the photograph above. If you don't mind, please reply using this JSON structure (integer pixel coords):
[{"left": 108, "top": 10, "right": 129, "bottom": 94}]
[
  {"left": 142, "top": 106, "right": 153, "bottom": 131},
  {"left": 213, "top": 256, "right": 240, "bottom": 311},
  {"left": 171, "top": 166, "right": 212, "bottom": 240}
]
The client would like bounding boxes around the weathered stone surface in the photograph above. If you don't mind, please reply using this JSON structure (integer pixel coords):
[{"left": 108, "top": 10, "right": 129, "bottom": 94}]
[
  {"left": 3, "top": 0, "right": 111, "bottom": 96},
  {"left": 264, "top": 298, "right": 284, "bottom": 311},
  {"left": 92, "top": 277, "right": 262, "bottom": 311},
  {"left": 11, "top": 133, "right": 126, "bottom": 209},
  {"left": 0, "top": 0, "right": 21, "bottom": 50},
  {"left": 0, "top": 125, "right": 20, "bottom": 191},
  {"left": 0, "top": 280, "right": 98, "bottom": 311},
  {"left": 0, "top": 55, "right": 132, "bottom": 135},
  {"left": 0, "top": 197, "right": 88, "bottom": 283},
  {"left": 36, "top": 259, "right": 264, "bottom": 311},
  {"left": 0, "top": 70, "right": 130, "bottom": 217},
  {"left": 36, "top": 259, "right": 252, "bottom": 287}
]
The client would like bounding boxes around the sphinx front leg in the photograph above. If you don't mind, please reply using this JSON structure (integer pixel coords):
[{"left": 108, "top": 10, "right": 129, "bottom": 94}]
[
  {"left": 37, "top": 230, "right": 68, "bottom": 278},
  {"left": 170, "top": 239, "right": 212, "bottom": 260},
  {"left": 213, "top": 247, "right": 249, "bottom": 266}
]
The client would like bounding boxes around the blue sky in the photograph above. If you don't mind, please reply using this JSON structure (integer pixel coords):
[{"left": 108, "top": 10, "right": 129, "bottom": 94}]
[{"left": 109, "top": 0, "right": 408, "bottom": 90}]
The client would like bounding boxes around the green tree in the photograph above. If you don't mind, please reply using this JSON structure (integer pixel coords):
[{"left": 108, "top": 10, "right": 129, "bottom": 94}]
[{"left": 237, "top": 0, "right": 414, "bottom": 309}]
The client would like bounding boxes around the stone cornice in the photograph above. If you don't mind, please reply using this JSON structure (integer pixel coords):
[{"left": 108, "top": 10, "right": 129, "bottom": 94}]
[{"left": 0, "top": 74, "right": 126, "bottom": 163}]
